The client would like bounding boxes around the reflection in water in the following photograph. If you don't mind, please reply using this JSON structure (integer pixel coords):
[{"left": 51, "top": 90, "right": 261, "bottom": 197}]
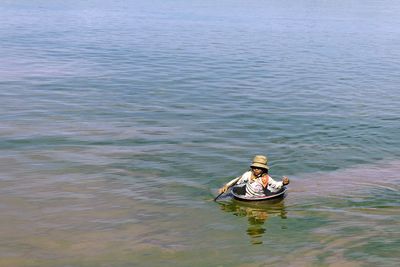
[{"left": 219, "top": 198, "right": 287, "bottom": 245}]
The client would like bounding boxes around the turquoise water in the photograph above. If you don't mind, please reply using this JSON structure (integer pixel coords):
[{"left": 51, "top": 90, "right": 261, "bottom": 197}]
[{"left": 1, "top": 0, "right": 399, "bottom": 266}]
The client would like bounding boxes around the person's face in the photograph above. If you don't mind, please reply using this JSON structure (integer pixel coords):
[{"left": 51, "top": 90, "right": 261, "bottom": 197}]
[{"left": 251, "top": 167, "right": 263, "bottom": 176}]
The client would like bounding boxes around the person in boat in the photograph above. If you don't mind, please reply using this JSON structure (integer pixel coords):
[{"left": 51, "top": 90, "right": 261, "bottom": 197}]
[{"left": 218, "top": 155, "right": 290, "bottom": 197}]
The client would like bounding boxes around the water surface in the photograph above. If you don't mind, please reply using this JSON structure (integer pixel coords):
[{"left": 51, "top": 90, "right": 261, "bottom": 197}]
[{"left": 1, "top": 0, "right": 399, "bottom": 266}]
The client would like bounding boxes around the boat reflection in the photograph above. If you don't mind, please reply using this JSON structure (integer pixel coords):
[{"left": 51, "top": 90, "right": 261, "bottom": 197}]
[{"left": 218, "top": 199, "right": 287, "bottom": 245}]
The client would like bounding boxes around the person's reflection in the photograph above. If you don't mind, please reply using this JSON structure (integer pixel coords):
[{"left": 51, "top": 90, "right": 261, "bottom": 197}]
[{"left": 219, "top": 199, "right": 287, "bottom": 245}]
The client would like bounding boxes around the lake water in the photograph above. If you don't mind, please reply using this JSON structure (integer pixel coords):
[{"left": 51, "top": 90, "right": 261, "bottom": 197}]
[{"left": 1, "top": 0, "right": 399, "bottom": 266}]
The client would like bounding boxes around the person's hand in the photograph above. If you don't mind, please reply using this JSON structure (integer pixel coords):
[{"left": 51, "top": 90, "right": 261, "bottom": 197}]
[
  {"left": 282, "top": 176, "right": 290, "bottom": 185},
  {"left": 219, "top": 185, "right": 229, "bottom": 194}
]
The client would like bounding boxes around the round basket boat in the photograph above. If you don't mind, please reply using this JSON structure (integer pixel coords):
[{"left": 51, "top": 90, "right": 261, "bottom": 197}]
[{"left": 230, "top": 184, "right": 287, "bottom": 201}]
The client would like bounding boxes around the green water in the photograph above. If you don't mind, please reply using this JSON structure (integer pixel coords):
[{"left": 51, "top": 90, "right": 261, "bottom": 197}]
[{"left": 1, "top": 0, "right": 400, "bottom": 266}]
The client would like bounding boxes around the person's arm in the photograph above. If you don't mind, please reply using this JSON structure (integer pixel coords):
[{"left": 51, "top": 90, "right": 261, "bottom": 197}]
[
  {"left": 219, "top": 172, "right": 248, "bottom": 193},
  {"left": 268, "top": 176, "right": 289, "bottom": 190}
]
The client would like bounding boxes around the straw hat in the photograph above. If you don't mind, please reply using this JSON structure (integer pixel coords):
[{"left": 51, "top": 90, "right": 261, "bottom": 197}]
[{"left": 250, "top": 155, "right": 269, "bottom": 170}]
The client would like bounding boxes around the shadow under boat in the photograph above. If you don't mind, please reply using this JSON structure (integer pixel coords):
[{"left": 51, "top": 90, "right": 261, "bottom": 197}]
[{"left": 218, "top": 187, "right": 288, "bottom": 245}]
